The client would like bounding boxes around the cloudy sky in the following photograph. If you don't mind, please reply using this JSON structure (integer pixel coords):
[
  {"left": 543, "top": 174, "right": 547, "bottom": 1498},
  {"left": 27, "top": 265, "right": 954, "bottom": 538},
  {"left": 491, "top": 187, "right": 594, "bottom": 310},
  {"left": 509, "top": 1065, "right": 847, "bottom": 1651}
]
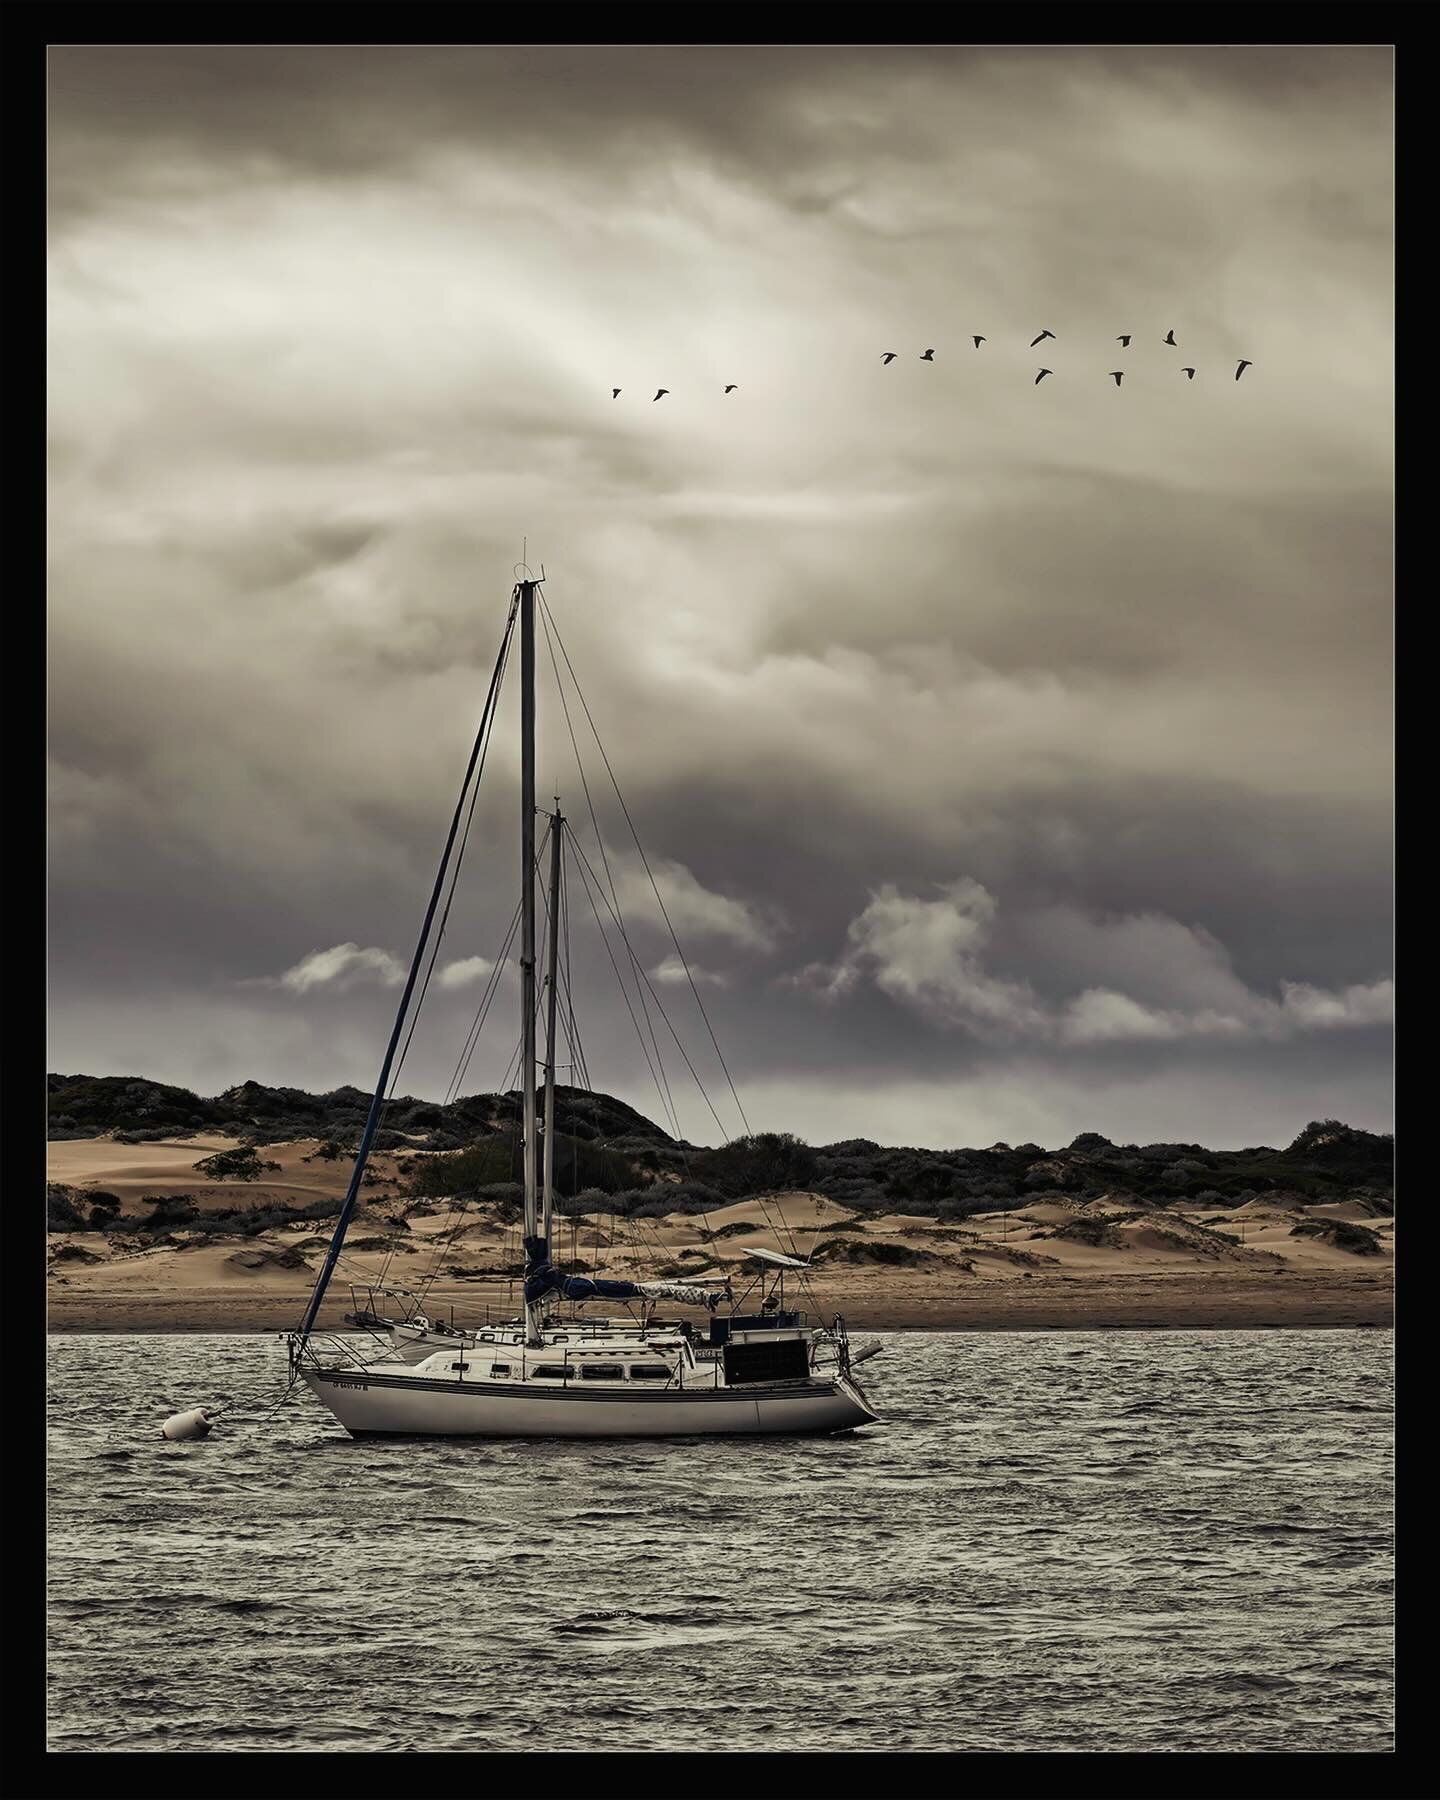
[{"left": 47, "top": 45, "right": 1393, "bottom": 1150}]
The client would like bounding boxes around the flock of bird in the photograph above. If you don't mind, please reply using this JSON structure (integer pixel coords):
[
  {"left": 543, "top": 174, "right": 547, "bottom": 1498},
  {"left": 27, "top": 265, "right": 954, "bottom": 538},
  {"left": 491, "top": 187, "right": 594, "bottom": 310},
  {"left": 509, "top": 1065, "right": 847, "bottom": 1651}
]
[{"left": 613, "top": 331, "right": 1252, "bottom": 399}]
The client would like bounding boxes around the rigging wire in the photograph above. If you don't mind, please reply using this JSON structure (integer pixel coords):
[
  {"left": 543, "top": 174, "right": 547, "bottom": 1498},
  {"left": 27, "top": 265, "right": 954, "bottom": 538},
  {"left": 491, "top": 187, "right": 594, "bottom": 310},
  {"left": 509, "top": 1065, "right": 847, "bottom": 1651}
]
[
  {"left": 408, "top": 1096, "right": 524, "bottom": 1313},
  {"left": 378, "top": 846, "right": 541, "bottom": 1305},
  {"left": 384, "top": 608, "right": 517, "bottom": 1112},
  {"left": 327, "top": 599, "right": 519, "bottom": 1306},
  {"left": 296, "top": 590, "right": 522, "bottom": 1342},
  {"left": 536, "top": 600, "right": 683, "bottom": 1140},
  {"left": 447, "top": 827, "right": 550, "bottom": 1104},
  {"left": 539, "top": 589, "right": 752, "bottom": 1138},
  {"left": 554, "top": 945, "right": 591, "bottom": 1095},
  {"left": 562, "top": 808, "right": 684, "bottom": 1142},
  {"left": 446, "top": 896, "right": 524, "bottom": 1105},
  {"left": 559, "top": 847, "right": 593, "bottom": 1093},
  {"left": 565, "top": 822, "right": 734, "bottom": 1144},
  {"left": 371, "top": 893, "right": 523, "bottom": 1297}
]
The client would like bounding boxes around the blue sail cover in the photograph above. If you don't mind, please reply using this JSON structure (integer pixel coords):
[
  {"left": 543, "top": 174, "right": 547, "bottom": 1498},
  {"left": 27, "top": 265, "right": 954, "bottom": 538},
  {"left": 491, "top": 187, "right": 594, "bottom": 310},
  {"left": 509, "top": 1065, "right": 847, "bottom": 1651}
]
[{"left": 523, "top": 1237, "right": 647, "bottom": 1306}]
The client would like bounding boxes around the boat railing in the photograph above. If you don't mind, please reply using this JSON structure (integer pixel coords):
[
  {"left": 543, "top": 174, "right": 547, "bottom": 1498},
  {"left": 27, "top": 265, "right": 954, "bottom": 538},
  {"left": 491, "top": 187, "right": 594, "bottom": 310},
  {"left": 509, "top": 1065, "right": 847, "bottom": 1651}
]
[{"left": 290, "top": 1327, "right": 390, "bottom": 1374}]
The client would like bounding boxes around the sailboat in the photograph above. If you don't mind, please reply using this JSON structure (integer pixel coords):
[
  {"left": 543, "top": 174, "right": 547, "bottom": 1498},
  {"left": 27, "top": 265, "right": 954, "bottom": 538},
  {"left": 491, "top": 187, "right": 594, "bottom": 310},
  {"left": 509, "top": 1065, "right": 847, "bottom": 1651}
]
[{"left": 288, "top": 572, "right": 879, "bottom": 1437}]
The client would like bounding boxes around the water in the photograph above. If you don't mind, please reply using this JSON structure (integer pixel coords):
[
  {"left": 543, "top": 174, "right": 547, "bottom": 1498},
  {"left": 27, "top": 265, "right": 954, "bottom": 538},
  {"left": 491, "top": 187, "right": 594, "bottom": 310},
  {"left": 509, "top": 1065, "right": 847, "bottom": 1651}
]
[{"left": 47, "top": 1330, "right": 1392, "bottom": 1752}]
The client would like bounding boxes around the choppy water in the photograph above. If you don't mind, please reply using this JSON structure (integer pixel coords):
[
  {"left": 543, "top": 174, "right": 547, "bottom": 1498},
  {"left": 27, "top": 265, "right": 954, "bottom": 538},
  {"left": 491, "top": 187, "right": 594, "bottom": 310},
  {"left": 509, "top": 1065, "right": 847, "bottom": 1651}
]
[{"left": 47, "top": 1330, "right": 1391, "bottom": 1752}]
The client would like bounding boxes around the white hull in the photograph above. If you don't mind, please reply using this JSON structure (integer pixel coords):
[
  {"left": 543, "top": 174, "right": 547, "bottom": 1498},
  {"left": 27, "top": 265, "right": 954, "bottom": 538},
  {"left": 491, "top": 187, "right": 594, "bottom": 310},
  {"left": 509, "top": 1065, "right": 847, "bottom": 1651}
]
[{"left": 304, "top": 1364, "right": 877, "bottom": 1438}]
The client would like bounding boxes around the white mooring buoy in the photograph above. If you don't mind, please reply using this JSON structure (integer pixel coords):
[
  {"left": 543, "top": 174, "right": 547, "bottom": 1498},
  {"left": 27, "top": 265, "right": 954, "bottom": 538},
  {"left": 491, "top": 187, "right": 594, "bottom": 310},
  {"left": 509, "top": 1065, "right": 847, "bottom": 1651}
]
[{"left": 161, "top": 1407, "right": 216, "bottom": 1442}]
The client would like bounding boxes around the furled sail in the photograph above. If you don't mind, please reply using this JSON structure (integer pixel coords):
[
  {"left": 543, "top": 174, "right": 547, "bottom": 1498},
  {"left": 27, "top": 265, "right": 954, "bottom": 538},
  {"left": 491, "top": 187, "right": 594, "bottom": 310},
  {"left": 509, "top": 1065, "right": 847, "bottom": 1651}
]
[
  {"left": 523, "top": 1238, "right": 728, "bottom": 1311},
  {"left": 634, "top": 1280, "right": 731, "bottom": 1309},
  {"left": 523, "top": 1235, "right": 642, "bottom": 1305}
]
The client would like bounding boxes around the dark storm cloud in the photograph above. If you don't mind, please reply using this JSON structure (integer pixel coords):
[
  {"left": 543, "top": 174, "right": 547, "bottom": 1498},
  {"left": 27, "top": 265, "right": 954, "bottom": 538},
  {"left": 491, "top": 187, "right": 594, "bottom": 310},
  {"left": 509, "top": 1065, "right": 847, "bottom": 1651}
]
[
  {"left": 48, "top": 45, "right": 1391, "bottom": 236},
  {"left": 47, "top": 45, "right": 1392, "bottom": 1146},
  {"left": 46, "top": 44, "right": 930, "bottom": 232}
]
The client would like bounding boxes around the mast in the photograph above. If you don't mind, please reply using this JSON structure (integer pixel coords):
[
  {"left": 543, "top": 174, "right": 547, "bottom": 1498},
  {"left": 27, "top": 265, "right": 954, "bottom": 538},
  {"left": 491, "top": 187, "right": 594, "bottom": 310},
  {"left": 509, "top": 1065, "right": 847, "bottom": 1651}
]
[
  {"left": 541, "top": 803, "right": 564, "bottom": 1246},
  {"left": 519, "top": 578, "right": 541, "bottom": 1345},
  {"left": 292, "top": 585, "right": 519, "bottom": 1354}
]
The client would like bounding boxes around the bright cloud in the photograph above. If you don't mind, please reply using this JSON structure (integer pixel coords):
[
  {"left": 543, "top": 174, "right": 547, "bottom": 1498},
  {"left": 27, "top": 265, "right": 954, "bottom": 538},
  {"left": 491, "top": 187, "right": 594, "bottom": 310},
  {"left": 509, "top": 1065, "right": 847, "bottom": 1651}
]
[
  {"left": 278, "top": 942, "right": 405, "bottom": 993},
  {"left": 611, "top": 854, "right": 779, "bottom": 951},
  {"left": 1279, "top": 978, "right": 1394, "bottom": 1030},
  {"left": 437, "top": 955, "right": 494, "bottom": 991},
  {"left": 651, "top": 953, "right": 729, "bottom": 988},
  {"left": 806, "top": 879, "right": 1393, "bottom": 1047},
  {"left": 837, "top": 879, "right": 1048, "bottom": 1032}
]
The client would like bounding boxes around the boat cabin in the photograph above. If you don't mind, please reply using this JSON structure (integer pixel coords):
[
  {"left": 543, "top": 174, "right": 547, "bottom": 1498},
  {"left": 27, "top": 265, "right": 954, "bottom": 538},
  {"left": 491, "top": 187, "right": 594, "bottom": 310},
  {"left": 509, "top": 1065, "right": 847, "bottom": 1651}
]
[{"left": 413, "top": 1335, "right": 719, "bottom": 1388}]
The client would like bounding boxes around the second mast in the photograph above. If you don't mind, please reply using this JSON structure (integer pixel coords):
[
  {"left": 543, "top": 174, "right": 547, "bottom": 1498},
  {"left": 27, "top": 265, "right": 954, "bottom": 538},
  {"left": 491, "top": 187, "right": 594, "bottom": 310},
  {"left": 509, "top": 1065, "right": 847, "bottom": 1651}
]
[{"left": 519, "top": 578, "right": 540, "bottom": 1341}]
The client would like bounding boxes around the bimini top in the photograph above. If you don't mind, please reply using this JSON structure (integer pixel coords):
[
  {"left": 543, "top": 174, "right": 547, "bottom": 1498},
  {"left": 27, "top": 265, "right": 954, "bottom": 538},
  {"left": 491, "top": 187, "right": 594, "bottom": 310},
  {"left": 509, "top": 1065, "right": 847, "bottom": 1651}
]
[{"left": 745, "top": 1247, "right": 810, "bottom": 1269}]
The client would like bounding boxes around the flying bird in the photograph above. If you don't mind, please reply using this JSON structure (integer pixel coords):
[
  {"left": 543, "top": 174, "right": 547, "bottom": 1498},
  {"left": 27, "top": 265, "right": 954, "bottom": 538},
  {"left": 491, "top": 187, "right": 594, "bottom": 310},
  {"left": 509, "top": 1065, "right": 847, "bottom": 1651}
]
[
  {"left": 1035, "top": 368, "right": 1053, "bottom": 384},
  {"left": 1163, "top": 330, "right": 1178, "bottom": 345},
  {"left": 1030, "top": 330, "right": 1055, "bottom": 347},
  {"left": 972, "top": 336, "right": 985, "bottom": 347},
  {"left": 1181, "top": 367, "right": 1196, "bottom": 380},
  {"left": 1235, "top": 359, "right": 1252, "bottom": 381},
  {"left": 920, "top": 348, "right": 935, "bottom": 360},
  {"left": 724, "top": 384, "right": 738, "bottom": 393},
  {"left": 1117, "top": 335, "right": 1132, "bottom": 347},
  {"left": 612, "top": 388, "right": 621, "bottom": 398},
  {"left": 653, "top": 388, "right": 669, "bottom": 401},
  {"left": 881, "top": 352, "right": 898, "bottom": 364},
  {"left": 1109, "top": 371, "right": 1124, "bottom": 386}
]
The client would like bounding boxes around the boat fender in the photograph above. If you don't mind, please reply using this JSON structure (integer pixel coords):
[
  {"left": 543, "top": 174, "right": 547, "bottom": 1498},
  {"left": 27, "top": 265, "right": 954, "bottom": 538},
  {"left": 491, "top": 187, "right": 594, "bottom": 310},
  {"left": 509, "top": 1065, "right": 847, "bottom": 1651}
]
[
  {"left": 161, "top": 1407, "right": 216, "bottom": 1441},
  {"left": 850, "top": 1339, "right": 883, "bottom": 1366}
]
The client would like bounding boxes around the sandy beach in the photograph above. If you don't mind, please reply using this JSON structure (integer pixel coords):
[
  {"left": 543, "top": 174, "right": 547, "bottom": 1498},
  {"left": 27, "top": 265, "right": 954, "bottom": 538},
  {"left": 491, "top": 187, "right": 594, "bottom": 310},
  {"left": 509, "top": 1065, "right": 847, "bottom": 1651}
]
[{"left": 47, "top": 1135, "right": 1394, "bottom": 1333}]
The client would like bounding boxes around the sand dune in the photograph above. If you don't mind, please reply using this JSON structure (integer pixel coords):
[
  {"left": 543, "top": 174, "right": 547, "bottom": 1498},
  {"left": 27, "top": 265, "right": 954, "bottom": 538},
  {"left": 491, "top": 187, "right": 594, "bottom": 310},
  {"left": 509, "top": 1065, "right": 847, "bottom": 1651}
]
[
  {"left": 48, "top": 1135, "right": 409, "bottom": 1214},
  {"left": 1305, "top": 1199, "right": 1386, "bottom": 1222},
  {"left": 1005, "top": 1202, "right": 1080, "bottom": 1226},
  {"left": 48, "top": 1147, "right": 1393, "bottom": 1332},
  {"left": 1078, "top": 1194, "right": 1160, "bottom": 1217},
  {"left": 675, "top": 1192, "right": 855, "bottom": 1233},
  {"left": 48, "top": 1135, "right": 237, "bottom": 1184}
]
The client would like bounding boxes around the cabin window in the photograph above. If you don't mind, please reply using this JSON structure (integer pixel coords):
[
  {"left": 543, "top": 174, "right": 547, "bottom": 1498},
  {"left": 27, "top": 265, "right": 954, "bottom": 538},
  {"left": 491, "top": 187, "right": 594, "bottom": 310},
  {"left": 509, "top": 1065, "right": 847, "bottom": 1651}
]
[
  {"left": 629, "top": 1366, "right": 672, "bottom": 1382},
  {"left": 479, "top": 1333, "right": 495, "bottom": 1342},
  {"left": 451, "top": 1361, "right": 468, "bottom": 1373},
  {"left": 579, "top": 1365, "right": 625, "bottom": 1381},
  {"left": 531, "top": 1365, "right": 568, "bottom": 1380},
  {"left": 489, "top": 1363, "right": 512, "bottom": 1377}
]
